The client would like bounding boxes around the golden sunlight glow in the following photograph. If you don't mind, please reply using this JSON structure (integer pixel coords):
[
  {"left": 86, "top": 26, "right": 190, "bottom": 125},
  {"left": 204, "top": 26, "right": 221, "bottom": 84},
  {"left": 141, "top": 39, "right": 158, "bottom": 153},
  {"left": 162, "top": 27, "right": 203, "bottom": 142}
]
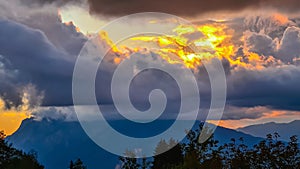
[
  {"left": 128, "top": 23, "right": 236, "bottom": 69},
  {"left": 0, "top": 92, "right": 32, "bottom": 135},
  {"left": 273, "top": 13, "right": 289, "bottom": 25},
  {"left": 63, "top": 21, "right": 81, "bottom": 33},
  {"left": 92, "top": 20, "right": 280, "bottom": 73},
  {"left": 59, "top": 7, "right": 287, "bottom": 72},
  {"left": 209, "top": 110, "right": 300, "bottom": 129},
  {"left": 59, "top": 7, "right": 106, "bottom": 34}
]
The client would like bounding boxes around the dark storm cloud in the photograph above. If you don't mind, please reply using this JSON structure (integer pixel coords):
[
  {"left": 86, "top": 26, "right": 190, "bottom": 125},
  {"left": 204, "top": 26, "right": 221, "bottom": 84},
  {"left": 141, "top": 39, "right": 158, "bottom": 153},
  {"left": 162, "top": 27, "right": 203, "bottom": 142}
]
[
  {"left": 21, "top": 13, "right": 87, "bottom": 56},
  {"left": 0, "top": 19, "right": 75, "bottom": 106},
  {"left": 0, "top": 19, "right": 184, "bottom": 108},
  {"left": 2, "top": 1, "right": 300, "bottom": 121},
  {"left": 212, "top": 15, "right": 300, "bottom": 114},
  {"left": 87, "top": 0, "right": 300, "bottom": 17},
  {"left": 0, "top": 1, "right": 87, "bottom": 57},
  {"left": 0, "top": 0, "right": 87, "bottom": 107},
  {"left": 222, "top": 106, "right": 267, "bottom": 120},
  {"left": 243, "top": 31, "right": 276, "bottom": 56},
  {"left": 227, "top": 66, "right": 300, "bottom": 111},
  {"left": 209, "top": 16, "right": 300, "bottom": 113}
]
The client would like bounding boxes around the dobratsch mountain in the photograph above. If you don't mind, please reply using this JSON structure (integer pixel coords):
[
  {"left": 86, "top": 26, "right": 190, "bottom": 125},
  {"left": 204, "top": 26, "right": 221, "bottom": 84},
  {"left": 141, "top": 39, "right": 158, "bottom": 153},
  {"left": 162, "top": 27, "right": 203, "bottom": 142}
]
[{"left": 7, "top": 118, "right": 263, "bottom": 169}]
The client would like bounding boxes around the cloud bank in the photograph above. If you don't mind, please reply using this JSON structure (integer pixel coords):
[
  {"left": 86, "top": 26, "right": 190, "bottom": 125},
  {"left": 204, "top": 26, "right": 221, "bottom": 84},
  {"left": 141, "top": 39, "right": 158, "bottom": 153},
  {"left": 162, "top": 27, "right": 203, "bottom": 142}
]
[
  {"left": 0, "top": 1, "right": 300, "bottom": 122},
  {"left": 87, "top": 0, "right": 300, "bottom": 17}
]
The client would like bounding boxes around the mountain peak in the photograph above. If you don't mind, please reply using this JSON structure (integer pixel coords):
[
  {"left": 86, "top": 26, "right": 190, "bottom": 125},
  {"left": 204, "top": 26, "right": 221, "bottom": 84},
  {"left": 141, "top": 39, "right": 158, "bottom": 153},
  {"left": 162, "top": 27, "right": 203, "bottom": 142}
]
[
  {"left": 6, "top": 119, "right": 263, "bottom": 169},
  {"left": 238, "top": 120, "right": 300, "bottom": 141}
]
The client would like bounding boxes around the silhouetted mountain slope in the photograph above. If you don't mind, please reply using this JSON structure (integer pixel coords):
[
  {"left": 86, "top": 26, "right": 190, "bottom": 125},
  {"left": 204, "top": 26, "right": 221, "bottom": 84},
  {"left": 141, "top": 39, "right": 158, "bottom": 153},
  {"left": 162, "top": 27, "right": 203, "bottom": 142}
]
[
  {"left": 238, "top": 120, "right": 300, "bottom": 141},
  {"left": 6, "top": 118, "right": 118, "bottom": 169},
  {"left": 6, "top": 118, "right": 263, "bottom": 169}
]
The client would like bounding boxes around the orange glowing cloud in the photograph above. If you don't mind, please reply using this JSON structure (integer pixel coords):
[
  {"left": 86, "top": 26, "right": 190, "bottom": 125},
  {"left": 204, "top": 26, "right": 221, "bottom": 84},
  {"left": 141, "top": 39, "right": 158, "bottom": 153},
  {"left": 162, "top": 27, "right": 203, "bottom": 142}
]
[
  {"left": 210, "top": 109, "right": 300, "bottom": 129},
  {"left": 63, "top": 21, "right": 82, "bottom": 33},
  {"left": 0, "top": 98, "right": 30, "bottom": 135},
  {"left": 0, "top": 87, "right": 42, "bottom": 135},
  {"left": 128, "top": 23, "right": 236, "bottom": 69},
  {"left": 86, "top": 14, "right": 290, "bottom": 74},
  {"left": 272, "top": 13, "right": 289, "bottom": 25},
  {"left": 97, "top": 22, "right": 281, "bottom": 71}
]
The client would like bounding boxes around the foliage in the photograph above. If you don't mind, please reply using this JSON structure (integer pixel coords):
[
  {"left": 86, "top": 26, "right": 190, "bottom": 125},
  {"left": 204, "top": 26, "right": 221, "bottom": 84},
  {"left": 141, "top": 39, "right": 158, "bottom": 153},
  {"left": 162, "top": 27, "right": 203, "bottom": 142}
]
[
  {"left": 119, "top": 150, "right": 149, "bottom": 169},
  {"left": 0, "top": 130, "right": 44, "bottom": 169},
  {"left": 119, "top": 124, "right": 300, "bottom": 169},
  {"left": 152, "top": 138, "right": 184, "bottom": 169},
  {"left": 69, "top": 158, "right": 87, "bottom": 169}
]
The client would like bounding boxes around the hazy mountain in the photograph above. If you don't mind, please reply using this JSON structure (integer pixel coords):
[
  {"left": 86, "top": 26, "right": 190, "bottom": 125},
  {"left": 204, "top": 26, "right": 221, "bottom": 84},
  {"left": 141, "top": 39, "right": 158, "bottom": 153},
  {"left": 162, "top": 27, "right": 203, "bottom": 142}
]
[
  {"left": 6, "top": 118, "right": 262, "bottom": 169},
  {"left": 238, "top": 120, "right": 300, "bottom": 141},
  {"left": 6, "top": 118, "right": 119, "bottom": 169}
]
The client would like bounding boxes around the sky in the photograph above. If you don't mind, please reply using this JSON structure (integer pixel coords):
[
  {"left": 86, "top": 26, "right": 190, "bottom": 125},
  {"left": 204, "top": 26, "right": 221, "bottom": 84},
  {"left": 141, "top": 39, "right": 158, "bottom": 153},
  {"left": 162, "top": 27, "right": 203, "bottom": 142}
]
[{"left": 1, "top": 0, "right": 300, "bottom": 135}]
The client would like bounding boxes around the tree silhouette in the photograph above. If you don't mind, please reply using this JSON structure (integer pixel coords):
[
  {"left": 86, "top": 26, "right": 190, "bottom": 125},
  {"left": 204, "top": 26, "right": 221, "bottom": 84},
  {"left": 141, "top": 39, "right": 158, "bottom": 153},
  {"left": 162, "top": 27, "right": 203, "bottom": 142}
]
[
  {"left": 69, "top": 158, "right": 87, "bottom": 169},
  {"left": 182, "top": 124, "right": 221, "bottom": 169},
  {"left": 119, "top": 150, "right": 147, "bottom": 169},
  {"left": 284, "top": 135, "right": 300, "bottom": 167},
  {"left": 0, "top": 130, "right": 44, "bottom": 169},
  {"left": 152, "top": 138, "right": 183, "bottom": 169},
  {"left": 69, "top": 160, "right": 74, "bottom": 169},
  {"left": 118, "top": 125, "right": 300, "bottom": 169},
  {"left": 221, "top": 137, "right": 251, "bottom": 169}
]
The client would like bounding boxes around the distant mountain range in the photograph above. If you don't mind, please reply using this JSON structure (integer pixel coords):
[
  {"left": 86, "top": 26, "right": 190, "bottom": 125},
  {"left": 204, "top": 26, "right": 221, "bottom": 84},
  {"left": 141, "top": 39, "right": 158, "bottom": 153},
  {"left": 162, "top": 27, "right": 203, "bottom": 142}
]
[
  {"left": 238, "top": 120, "right": 300, "bottom": 141},
  {"left": 6, "top": 118, "right": 264, "bottom": 169}
]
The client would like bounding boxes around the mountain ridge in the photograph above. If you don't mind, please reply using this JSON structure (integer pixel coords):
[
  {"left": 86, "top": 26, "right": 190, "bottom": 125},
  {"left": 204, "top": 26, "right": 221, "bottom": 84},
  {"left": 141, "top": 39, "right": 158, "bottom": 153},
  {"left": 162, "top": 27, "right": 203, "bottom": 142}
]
[
  {"left": 237, "top": 120, "right": 300, "bottom": 141},
  {"left": 6, "top": 118, "right": 263, "bottom": 169}
]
